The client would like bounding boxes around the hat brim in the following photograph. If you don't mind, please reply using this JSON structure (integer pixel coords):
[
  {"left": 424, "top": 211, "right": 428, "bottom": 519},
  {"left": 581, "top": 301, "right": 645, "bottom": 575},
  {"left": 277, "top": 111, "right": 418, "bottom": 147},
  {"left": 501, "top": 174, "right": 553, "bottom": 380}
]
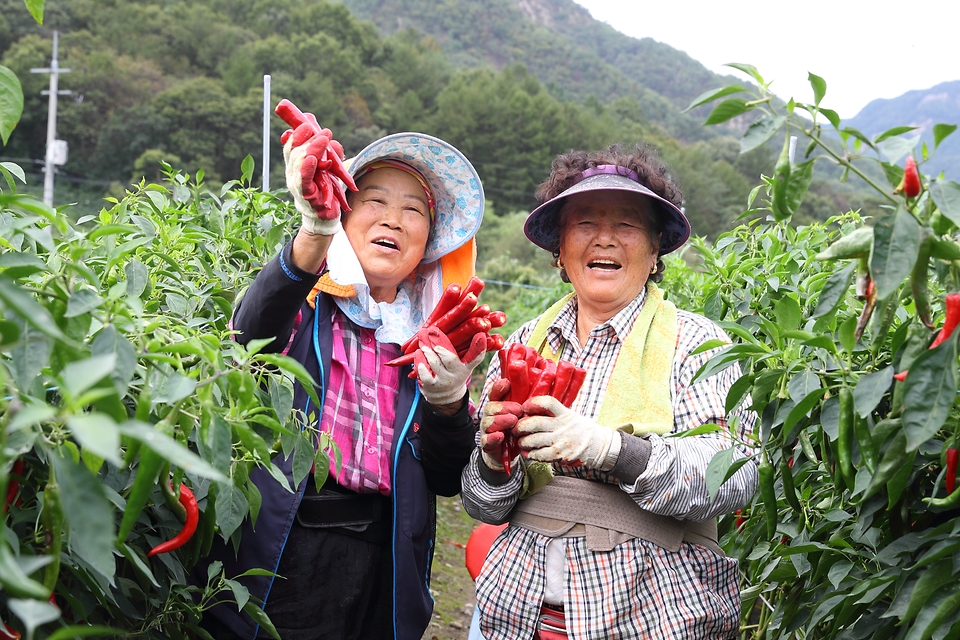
[
  {"left": 523, "top": 173, "right": 690, "bottom": 255},
  {"left": 348, "top": 133, "right": 484, "bottom": 264}
]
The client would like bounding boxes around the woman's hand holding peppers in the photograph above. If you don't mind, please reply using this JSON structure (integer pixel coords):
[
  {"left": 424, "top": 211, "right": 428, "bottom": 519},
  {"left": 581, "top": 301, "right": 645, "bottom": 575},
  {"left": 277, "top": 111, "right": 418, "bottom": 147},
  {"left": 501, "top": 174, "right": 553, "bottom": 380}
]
[
  {"left": 276, "top": 98, "right": 357, "bottom": 236},
  {"left": 478, "top": 379, "right": 523, "bottom": 472},
  {"left": 416, "top": 327, "right": 487, "bottom": 407},
  {"left": 515, "top": 396, "right": 619, "bottom": 471}
]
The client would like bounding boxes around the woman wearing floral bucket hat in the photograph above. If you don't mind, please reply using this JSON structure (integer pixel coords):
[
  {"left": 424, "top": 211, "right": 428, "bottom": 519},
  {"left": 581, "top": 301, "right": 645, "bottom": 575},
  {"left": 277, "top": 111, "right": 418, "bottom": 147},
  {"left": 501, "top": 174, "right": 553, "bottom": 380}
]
[
  {"left": 461, "top": 143, "right": 758, "bottom": 639},
  {"left": 199, "top": 110, "right": 487, "bottom": 640}
]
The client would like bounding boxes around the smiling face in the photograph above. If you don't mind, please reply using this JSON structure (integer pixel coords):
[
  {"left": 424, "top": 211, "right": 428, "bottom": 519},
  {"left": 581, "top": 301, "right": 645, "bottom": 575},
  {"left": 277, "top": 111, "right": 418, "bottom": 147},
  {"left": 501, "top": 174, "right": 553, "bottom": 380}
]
[
  {"left": 558, "top": 190, "right": 661, "bottom": 322},
  {"left": 342, "top": 167, "right": 432, "bottom": 302}
]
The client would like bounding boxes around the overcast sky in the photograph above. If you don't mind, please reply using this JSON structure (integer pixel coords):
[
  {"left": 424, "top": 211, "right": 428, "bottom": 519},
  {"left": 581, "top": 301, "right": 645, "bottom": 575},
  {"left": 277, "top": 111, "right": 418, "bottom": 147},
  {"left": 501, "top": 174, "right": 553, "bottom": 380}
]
[{"left": 573, "top": 0, "right": 960, "bottom": 120}]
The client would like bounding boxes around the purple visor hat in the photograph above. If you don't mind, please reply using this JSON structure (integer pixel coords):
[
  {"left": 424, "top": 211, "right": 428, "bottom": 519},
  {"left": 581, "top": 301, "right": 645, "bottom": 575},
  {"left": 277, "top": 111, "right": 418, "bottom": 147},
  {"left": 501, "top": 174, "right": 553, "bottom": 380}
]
[{"left": 523, "top": 165, "right": 691, "bottom": 256}]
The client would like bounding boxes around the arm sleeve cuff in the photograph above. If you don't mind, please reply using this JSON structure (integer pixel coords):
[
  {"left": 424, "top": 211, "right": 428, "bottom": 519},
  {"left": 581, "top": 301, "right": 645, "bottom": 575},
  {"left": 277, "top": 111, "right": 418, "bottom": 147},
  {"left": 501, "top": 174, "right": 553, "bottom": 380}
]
[{"left": 610, "top": 432, "right": 652, "bottom": 484}]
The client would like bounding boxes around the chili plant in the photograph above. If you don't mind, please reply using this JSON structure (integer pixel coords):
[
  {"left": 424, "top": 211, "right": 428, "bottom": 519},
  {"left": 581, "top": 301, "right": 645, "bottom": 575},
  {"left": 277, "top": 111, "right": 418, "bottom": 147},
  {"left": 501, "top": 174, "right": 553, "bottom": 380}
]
[
  {"left": 677, "top": 66, "right": 960, "bottom": 638},
  {"left": 0, "top": 159, "right": 334, "bottom": 639}
]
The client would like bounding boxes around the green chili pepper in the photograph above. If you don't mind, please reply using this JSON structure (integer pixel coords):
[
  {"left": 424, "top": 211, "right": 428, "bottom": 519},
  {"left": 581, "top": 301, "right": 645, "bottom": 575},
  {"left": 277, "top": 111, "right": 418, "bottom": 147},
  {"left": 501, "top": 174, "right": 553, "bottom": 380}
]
[
  {"left": 758, "top": 453, "right": 778, "bottom": 539},
  {"left": 865, "top": 426, "right": 910, "bottom": 500},
  {"left": 837, "top": 388, "right": 856, "bottom": 489},
  {"left": 159, "top": 463, "right": 187, "bottom": 522},
  {"left": 780, "top": 453, "right": 802, "bottom": 514},
  {"left": 911, "top": 232, "right": 935, "bottom": 329},
  {"left": 771, "top": 135, "right": 792, "bottom": 221},
  {"left": 815, "top": 227, "right": 874, "bottom": 261},
  {"left": 854, "top": 414, "right": 877, "bottom": 473},
  {"left": 798, "top": 430, "right": 818, "bottom": 464},
  {"left": 41, "top": 470, "right": 63, "bottom": 592},
  {"left": 116, "top": 420, "right": 171, "bottom": 544}
]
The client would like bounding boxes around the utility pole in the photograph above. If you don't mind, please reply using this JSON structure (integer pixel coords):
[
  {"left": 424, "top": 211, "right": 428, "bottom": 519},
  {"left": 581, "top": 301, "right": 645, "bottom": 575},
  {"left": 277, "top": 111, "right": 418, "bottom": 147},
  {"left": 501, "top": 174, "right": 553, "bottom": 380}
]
[
  {"left": 262, "top": 74, "right": 271, "bottom": 192},
  {"left": 30, "top": 31, "right": 71, "bottom": 206}
]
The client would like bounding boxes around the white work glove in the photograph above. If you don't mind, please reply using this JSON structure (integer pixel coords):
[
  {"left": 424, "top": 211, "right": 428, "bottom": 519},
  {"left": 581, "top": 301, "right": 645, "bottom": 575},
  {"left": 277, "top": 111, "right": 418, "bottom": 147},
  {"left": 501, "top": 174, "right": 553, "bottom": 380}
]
[
  {"left": 416, "top": 330, "right": 487, "bottom": 407},
  {"left": 478, "top": 379, "right": 523, "bottom": 472},
  {"left": 516, "top": 395, "right": 619, "bottom": 471},
  {"left": 283, "top": 132, "right": 344, "bottom": 236}
]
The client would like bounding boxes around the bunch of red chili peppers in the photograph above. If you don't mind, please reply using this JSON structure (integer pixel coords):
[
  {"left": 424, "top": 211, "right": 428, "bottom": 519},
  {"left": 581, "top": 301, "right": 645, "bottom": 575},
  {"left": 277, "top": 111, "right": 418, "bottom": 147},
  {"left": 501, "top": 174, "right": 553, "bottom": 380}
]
[
  {"left": 387, "top": 277, "right": 506, "bottom": 371},
  {"left": 495, "top": 344, "right": 587, "bottom": 474}
]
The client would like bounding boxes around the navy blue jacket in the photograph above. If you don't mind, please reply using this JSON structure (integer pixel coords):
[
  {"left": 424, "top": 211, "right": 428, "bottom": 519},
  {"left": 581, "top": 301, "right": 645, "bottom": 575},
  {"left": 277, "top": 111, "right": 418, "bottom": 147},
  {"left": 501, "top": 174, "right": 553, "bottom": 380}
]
[{"left": 204, "top": 241, "right": 475, "bottom": 639}]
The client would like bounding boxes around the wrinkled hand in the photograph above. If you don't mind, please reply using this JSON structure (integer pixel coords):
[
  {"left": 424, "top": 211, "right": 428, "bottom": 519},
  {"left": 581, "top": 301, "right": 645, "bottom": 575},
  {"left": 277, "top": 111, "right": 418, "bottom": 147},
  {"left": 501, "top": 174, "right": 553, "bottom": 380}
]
[
  {"left": 416, "top": 328, "right": 487, "bottom": 407},
  {"left": 478, "top": 379, "right": 522, "bottom": 472},
  {"left": 516, "top": 395, "right": 616, "bottom": 470},
  {"left": 277, "top": 99, "right": 357, "bottom": 236}
]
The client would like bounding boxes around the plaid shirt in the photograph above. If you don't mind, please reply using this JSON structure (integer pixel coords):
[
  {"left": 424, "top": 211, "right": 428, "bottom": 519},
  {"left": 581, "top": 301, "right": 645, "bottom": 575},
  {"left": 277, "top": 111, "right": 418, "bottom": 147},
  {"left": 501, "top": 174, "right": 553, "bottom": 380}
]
[
  {"left": 319, "top": 308, "right": 401, "bottom": 495},
  {"left": 462, "top": 289, "right": 757, "bottom": 639}
]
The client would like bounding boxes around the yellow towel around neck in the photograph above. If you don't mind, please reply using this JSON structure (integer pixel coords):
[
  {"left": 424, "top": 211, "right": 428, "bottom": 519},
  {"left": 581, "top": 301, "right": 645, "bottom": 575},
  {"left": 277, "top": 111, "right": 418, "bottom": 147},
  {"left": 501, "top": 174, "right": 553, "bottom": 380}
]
[{"left": 518, "top": 282, "right": 678, "bottom": 497}]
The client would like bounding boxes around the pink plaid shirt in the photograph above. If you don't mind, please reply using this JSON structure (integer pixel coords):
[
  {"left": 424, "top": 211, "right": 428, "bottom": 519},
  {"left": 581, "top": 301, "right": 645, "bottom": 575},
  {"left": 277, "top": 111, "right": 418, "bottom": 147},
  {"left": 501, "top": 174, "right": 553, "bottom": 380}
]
[{"left": 319, "top": 309, "right": 402, "bottom": 495}]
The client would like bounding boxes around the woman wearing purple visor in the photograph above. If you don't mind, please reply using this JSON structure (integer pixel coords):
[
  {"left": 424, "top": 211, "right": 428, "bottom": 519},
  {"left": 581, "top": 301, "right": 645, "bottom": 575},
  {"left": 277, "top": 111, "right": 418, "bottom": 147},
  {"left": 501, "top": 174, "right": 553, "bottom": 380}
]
[{"left": 461, "top": 143, "right": 758, "bottom": 639}]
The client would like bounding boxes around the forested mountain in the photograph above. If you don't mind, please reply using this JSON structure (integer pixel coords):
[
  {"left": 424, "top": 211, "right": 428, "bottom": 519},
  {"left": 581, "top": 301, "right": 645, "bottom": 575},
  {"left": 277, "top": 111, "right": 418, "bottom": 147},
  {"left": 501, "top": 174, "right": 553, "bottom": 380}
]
[
  {"left": 0, "top": 0, "right": 871, "bottom": 257},
  {"left": 845, "top": 80, "right": 960, "bottom": 180}
]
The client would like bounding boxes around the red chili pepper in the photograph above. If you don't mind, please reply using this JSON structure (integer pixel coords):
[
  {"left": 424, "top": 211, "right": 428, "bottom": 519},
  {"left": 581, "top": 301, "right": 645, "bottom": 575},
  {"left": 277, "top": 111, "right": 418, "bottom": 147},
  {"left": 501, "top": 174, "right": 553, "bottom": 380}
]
[
  {"left": 463, "top": 276, "right": 485, "bottom": 299},
  {"left": 486, "top": 334, "right": 505, "bottom": 352},
  {"left": 449, "top": 317, "right": 492, "bottom": 350},
  {"left": 895, "top": 156, "right": 921, "bottom": 199},
  {"left": 560, "top": 368, "right": 587, "bottom": 407},
  {"left": 3, "top": 460, "right": 23, "bottom": 514},
  {"left": 735, "top": 510, "right": 745, "bottom": 529},
  {"left": 895, "top": 293, "right": 960, "bottom": 381},
  {"left": 947, "top": 448, "right": 959, "bottom": 495},
  {"left": 506, "top": 360, "right": 531, "bottom": 403},
  {"left": 148, "top": 485, "right": 199, "bottom": 557}
]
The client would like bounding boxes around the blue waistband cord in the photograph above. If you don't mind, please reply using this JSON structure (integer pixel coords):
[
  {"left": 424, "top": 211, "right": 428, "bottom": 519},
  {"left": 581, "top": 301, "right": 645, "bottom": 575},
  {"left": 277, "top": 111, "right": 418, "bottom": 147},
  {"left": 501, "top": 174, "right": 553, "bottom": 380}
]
[
  {"left": 393, "top": 385, "right": 421, "bottom": 640},
  {"left": 255, "top": 309, "right": 326, "bottom": 637}
]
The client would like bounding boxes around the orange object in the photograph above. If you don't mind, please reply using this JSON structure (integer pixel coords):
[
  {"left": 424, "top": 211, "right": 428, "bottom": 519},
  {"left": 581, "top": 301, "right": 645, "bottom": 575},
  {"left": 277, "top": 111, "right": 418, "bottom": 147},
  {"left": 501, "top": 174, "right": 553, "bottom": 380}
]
[{"left": 465, "top": 523, "right": 508, "bottom": 581}]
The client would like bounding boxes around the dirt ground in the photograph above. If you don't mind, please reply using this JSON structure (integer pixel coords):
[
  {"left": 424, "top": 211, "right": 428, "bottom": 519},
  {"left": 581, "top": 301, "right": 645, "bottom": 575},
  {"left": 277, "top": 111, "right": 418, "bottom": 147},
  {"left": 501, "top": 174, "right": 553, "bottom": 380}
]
[{"left": 421, "top": 495, "right": 481, "bottom": 640}]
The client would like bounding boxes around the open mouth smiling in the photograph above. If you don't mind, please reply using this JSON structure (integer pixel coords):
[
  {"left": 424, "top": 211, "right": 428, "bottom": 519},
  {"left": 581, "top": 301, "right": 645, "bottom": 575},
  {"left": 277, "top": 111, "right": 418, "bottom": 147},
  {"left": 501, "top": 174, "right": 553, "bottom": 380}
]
[
  {"left": 373, "top": 238, "right": 400, "bottom": 251},
  {"left": 587, "top": 258, "right": 621, "bottom": 271}
]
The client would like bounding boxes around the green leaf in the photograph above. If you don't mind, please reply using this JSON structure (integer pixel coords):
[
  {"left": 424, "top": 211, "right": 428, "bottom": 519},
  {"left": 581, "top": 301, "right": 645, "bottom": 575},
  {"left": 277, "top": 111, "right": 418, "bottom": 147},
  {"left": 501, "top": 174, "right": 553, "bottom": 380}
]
[
  {"left": 784, "top": 159, "right": 815, "bottom": 216},
  {"left": 269, "top": 377, "right": 294, "bottom": 424},
  {"left": 119, "top": 421, "right": 227, "bottom": 482},
  {"left": 808, "top": 72, "right": 826, "bottom": 106},
  {"left": 870, "top": 208, "right": 921, "bottom": 301},
  {"left": 725, "top": 373, "right": 755, "bottom": 414},
  {"left": 819, "top": 108, "right": 841, "bottom": 129},
  {"left": 10, "top": 322, "right": 52, "bottom": 391},
  {"left": 724, "top": 63, "right": 764, "bottom": 85},
  {"left": 774, "top": 296, "right": 802, "bottom": 332},
  {"left": 854, "top": 367, "right": 893, "bottom": 419},
  {"left": 902, "top": 335, "right": 958, "bottom": 452},
  {"left": 242, "top": 602, "right": 280, "bottom": 640},
  {"left": 705, "top": 447, "right": 734, "bottom": 499},
  {"left": 51, "top": 452, "right": 116, "bottom": 583},
  {"left": 46, "top": 626, "right": 129, "bottom": 640},
  {"left": 8, "top": 599, "right": 60, "bottom": 638},
  {"left": 60, "top": 353, "right": 116, "bottom": 398},
  {"left": 880, "top": 135, "right": 921, "bottom": 165},
  {"left": 902, "top": 561, "right": 955, "bottom": 623},
  {"left": 0, "top": 278, "right": 67, "bottom": 341},
  {"left": 874, "top": 126, "right": 918, "bottom": 144},
  {"left": 91, "top": 325, "right": 137, "bottom": 393},
  {"left": 224, "top": 577, "right": 250, "bottom": 611},
  {"left": 64, "top": 288, "right": 104, "bottom": 317},
  {"left": 23, "top": 0, "right": 45, "bottom": 24},
  {"left": 124, "top": 260, "right": 149, "bottom": 298},
  {"left": 66, "top": 414, "right": 122, "bottom": 466},
  {"left": 933, "top": 123, "right": 957, "bottom": 150},
  {"left": 0, "top": 65, "right": 24, "bottom": 145},
  {"left": 683, "top": 85, "right": 749, "bottom": 113},
  {"left": 117, "top": 542, "right": 160, "bottom": 588},
  {"left": 293, "top": 431, "right": 314, "bottom": 490},
  {"left": 784, "top": 390, "right": 824, "bottom": 432},
  {"left": 215, "top": 482, "right": 248, "bottom": 541},
  {"left": 788, "top": 370, "right": 821, "bottom": 401},
  {"left": 930, "top": 179, "right": 960, "bottom": 228},
  {"left": 703, "top": 98, "right": 751, "bottom": 126},
  {"left": 240, "top": 155, "right": 255, "bottom": 184},
  {"left": 740, "top": 115, "right": 785, "bottom": 154},
  {"left": 840, "top": 127, "right": 878, "bottom": 153},
  {"left": 0, "top": 161, "right": 26, "bottom": 184},
  {"left": 813, "top": 262, "right": 855, "bottom": 318},
  {"left": 838, "top": 316, "right": 857, "bottom": 355},
  {"left": 154, "top": 372, "right": 198, "bottom": 404},
  {"left": 254, "top": 353, "right": 321, "bottom": 413}
]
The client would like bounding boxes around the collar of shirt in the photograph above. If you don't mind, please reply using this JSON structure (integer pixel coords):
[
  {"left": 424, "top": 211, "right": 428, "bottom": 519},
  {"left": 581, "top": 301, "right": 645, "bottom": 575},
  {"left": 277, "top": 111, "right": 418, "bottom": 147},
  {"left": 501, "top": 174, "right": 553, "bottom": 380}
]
[{"left": 546, "top": 287, "right": 648, "bottom": 356}]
